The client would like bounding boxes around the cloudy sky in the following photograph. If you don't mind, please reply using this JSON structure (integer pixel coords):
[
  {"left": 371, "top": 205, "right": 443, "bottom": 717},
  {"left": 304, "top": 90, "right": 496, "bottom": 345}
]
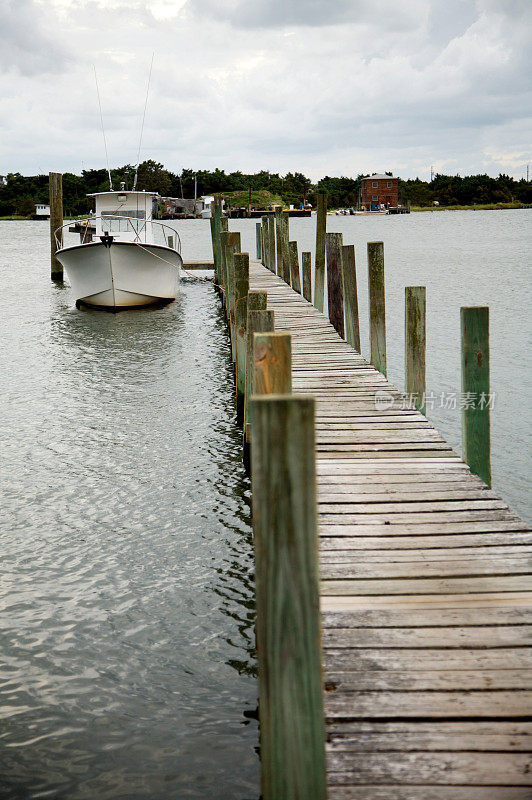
[{"left": 1, "top": 0, "right": 531, "bottom": 180}]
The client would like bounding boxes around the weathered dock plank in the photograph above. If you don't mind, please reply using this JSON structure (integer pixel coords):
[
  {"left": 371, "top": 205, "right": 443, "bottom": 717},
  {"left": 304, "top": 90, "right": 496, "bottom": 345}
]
[{"left": 247, "top": 258, "right": 532, "bottom": 797}]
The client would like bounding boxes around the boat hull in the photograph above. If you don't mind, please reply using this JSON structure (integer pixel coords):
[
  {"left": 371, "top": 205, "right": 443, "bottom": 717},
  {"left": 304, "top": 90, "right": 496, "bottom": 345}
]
[{"left": 55, "top": 240, "right": 182, "bottom": 308}]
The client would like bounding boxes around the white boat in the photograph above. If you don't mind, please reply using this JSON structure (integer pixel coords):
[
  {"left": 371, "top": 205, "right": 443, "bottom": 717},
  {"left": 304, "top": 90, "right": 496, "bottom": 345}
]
[{"left": 55, "top": 190, "right": 182, "bottom": 309}]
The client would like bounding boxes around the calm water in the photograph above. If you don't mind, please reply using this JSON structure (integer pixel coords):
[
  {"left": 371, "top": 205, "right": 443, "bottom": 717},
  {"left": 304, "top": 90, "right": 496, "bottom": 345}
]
[
  {"left": 0, "top": 210, "right": 530, "bottom": 798},
  {"left": 0, "top": 222, "right": 258, "bottom": 799}
]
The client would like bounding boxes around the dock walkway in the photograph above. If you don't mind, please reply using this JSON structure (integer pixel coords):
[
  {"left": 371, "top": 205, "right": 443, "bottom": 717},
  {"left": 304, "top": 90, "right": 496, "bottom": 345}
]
[{"left": 248, "top": 257, "right": 532, "bottom": 798}]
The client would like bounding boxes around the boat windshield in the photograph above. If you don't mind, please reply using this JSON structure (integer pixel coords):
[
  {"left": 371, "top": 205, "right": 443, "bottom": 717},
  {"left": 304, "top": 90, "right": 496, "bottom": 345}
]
[{"left": 101, "top": 210, "right": 146, "bottom": 234}]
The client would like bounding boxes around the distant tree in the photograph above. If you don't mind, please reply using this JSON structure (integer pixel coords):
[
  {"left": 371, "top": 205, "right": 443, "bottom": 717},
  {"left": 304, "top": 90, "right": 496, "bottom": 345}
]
[
  {"left": 16, "top": 196, "right": 36, "bottom": 217},
  {"left": 135, "top": 160, "right": 171, "bottom": 194}
]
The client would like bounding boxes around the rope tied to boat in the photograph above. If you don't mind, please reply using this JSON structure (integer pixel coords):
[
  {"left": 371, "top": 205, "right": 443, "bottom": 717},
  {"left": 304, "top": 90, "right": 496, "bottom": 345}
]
[{"left": 133, "top": 242, "right": 212, "bottom": 282}]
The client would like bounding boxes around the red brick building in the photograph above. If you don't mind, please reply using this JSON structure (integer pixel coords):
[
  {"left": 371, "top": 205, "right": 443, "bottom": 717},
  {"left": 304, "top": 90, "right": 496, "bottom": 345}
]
[{"left": 360, "top": 173, "right": 399, "bottom": 210}]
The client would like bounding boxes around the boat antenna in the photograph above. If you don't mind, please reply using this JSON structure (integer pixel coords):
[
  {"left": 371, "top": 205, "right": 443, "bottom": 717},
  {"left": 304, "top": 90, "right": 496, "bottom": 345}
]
[
  {"left": 133, "top": 53, "right": 154, "bottom": 190},
  {"left": 93, "top": 65, "right": 113, "bottom": 190}
]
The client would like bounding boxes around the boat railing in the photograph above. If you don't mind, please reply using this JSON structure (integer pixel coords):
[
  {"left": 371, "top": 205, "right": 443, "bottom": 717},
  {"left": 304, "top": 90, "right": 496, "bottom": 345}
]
[{"left": 54, "top": 217, "right": 182, "bottom": 253}]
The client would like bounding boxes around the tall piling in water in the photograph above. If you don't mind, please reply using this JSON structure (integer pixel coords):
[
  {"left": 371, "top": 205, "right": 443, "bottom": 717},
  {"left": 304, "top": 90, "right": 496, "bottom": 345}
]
[{"left": 49, "top": 172, "right": 63, "bottom": 281}]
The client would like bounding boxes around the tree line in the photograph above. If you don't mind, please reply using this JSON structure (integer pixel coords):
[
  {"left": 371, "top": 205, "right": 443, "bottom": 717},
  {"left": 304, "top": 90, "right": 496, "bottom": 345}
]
[{"left": 1, "top": 160, "right": 530, "bottom": 216}]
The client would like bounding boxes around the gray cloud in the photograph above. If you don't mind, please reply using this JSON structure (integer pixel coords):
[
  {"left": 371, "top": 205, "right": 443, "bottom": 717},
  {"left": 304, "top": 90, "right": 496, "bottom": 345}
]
[
  {"left": 0, "top": 0, "right": 530, "bottom": 180},
  {"left": 0, "top": 0, "right": 71, "bottom": 76},
  {"left": 185, "top": 0, "right": 424, "bottom": 30}
]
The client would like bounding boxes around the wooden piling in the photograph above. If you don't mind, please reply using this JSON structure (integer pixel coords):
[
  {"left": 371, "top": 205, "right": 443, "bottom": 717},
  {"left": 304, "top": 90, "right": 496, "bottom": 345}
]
[
  {"left": 280, "top": 214, "right": 290, "bottom": 285},
  {"left": 405, "top": 286, "right": 426, "bottom": 414},
  {"left": 289, "top": 241, "right": 302, "bottom": 294},
  {"left": 224, "top": 232, "right": 241, "bottom": 323},
  {"left": 326, "top": 232, "right": 344, "bottom": 338},
  {"left": 232, "top": 252, "right": 249, "bottom": 361},
  {"left": 302, "top": 252, "right": 312, "bottom": 303},
  {"left": 367, "top": 241, "right": 387, "bottom": 376},
  {"left": 461, "top": 306, "right": 491, "bottom": 486},
  {"left": 261, "top": 216, "right": 268, "bottom": 267},
  {"left": 212, "top": 195, "right": 223, "bottom": 284},
  {"left": 236, "top": 290, "right": 268, "bottom": 422},
  {"left": 244, "top": 309, "right": 274, "bottom": 440},
  {"left": 256, "top": 222, "right": 262, "bottom": 261},
  {"left": 274, "top": 206, "right": 283, "bottom": 276},
  {"left": 250, "top": 395, "right": 326, "bottom": 800},
  {"left": 253, "top": 332, "right": 292, "bottom": 397},
  {"left": 314, "top": 190, "right": 327, "bottom": 312},
  {"left": 269, "top": 215, "right": 276, "bottom": 275},
  {"left": 49, "top": 172, "right": 63, "bottom": 281},
  {"left": 342, "top": 244, "right": 361, "bottom": 353},
  {"left": 219, "top": 226, "right": 229, "bottom": 296}
]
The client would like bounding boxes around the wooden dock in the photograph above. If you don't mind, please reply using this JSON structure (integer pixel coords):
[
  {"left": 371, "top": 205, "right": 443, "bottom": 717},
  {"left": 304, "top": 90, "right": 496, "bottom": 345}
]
[{"left": 247, "top": 257, "right": 531, "bottom": 798}]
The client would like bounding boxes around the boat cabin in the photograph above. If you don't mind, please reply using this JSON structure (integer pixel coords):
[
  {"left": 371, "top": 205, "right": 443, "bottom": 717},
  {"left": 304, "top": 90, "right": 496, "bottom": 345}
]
[{"left": 88, "top": 191, "right": 157, "bottom": 243}]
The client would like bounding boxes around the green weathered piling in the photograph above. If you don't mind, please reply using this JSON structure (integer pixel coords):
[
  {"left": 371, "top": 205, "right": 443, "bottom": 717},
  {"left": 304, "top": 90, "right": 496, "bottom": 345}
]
[
  {"left": 342, "top": 244, "right": 360, "bottom": 352},
  {"left": 232, "top": 252, "right": 250, "bottom": 361},
  {"left": 49, "top": 172, "right": 63, "bottom": 281},
  {"left": 405, "top": 286, "right": 426, "bottom": 414},
  {"left": 274, "top": 206, "right": 283, "bottom": 276},
  {"left": 367, "top": 241, "right": 387, "bottom": 376},
  {"left": 245, "top": 309, "right": 275, "bottom": 440},
  {"left": 236, "top": 291, "right": 268, "bottom": 422},
  {"left": 326, "top": 232, "right": 344, "bottom": 338},
  {"left": 302, "top": 252, "right": 312, "bottom": 302},
  {"left": 250, "top": 395, "right": 326, "bottom": 800},
  {"left": 253, "top": 332, "right": 292, "bottom": 397},
  {"left": 269, "top": 215, "right": 277, "bottom": 274},
  {"left": 314, "top": 190, "right": 327, "bottom": 311},
  {"left": 256, "top": 222, "right": 262, "bottom": 260},
  {"left": 289, "top": 241, "right": 302, "bottom": 294},
  {"left": 225, "top": 232, "right": 241, "bottom": 321},
  {"left": 212, "top": 195, "right": 223, "bottom": 284},
  {"left": 219, "top": 226, "right": 229, "bottom": 296},
  {"left": 280, "top": 214, "right": 290, "bottom": 284},
  {"left": 261, "top": 216, "right": 268, "bottom": 266},
  {"left": 461, "top": 306, "right": 491, "bottom": 486}
]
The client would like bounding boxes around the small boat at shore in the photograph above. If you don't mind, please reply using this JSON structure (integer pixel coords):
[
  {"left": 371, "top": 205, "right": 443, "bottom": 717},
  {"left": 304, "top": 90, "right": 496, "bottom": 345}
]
[{"left": 55, "top": 189, "right": 182, "bottom": 310}]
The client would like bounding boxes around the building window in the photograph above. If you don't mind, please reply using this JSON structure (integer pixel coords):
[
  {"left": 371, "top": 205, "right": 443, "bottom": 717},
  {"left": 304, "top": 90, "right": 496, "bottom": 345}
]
[
  {"left": 387, "top": 181, "right": 392, "bottom": 188},
  {"left": 372, "top": 181, "right": 378, "bottom": 188},
  {"left": 372, "top": 195, "right": 378, "bottom": 201}
]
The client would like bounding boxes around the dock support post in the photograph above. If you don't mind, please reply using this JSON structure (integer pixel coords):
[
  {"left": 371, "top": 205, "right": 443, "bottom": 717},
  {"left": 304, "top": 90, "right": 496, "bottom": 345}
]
[
  {"left": 244, "top": 309, "right": 274, "bottom": 441},
  {"left": 302, "top": 252, "right": 312, "bottom": 302},
  {"left": 289, "top": 241, "right": 302, "bottom": 294},
  {"left": 269, "top": 215, "right": 276, "bottom": 274},
  {"left": 49, "top": 172, "right": 63, "bottom": 281},
  {"left": 250, "top": 395, "right": 326, "bottom": 800},
  {"left": 405, "top": 286, "right": 426, "bottom": 414},
  {"left": 211, "top": 194, "right": 222, "bottom": 285},
  {"left": 461, "top": 306, "right": 491, "bottom": 486},
  {"left": 223, "top": 232, "right": 240, "bottom": 323},
  {"left": 236, "top": 291, "right": 267, "bottom": 423},
  {"left": 253, "top": 332, "right": 292, "bottom": 397},
  {"left": 280, "top": 214, "right": 290, "bottom": 284},
  {"left": 326, "top": 232, "right": 344, "bottom": 338},
  {"left": 232, "top": 252, "right": 250, "bottom": 362},
  {"left": 256, "top": 222, "right": 262, "bottom": 261},
  {"left": 314, "top": 189, "right": 327, "bottom": 311},
  {"left": 367, "top": 241, "right": 387, "bottom": 376},
  {"left": 274, "top": 206, "right": 283, "bottom": 276},
  {"left": 219, "top": 222, "right": 229, "bottom": 297},
  {"left": 342, "top": 244, "right": 360, "bottom": 352},
  {"left": 261, "top": 216, "right": 268, "bottom": 267}
]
